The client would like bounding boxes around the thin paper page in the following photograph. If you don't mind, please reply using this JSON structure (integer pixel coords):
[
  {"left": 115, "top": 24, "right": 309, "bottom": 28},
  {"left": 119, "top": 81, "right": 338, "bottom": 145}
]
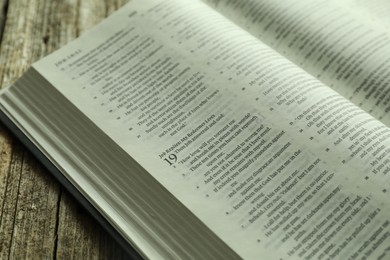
[
  {"left": 344, "top": 0, "right": 390, "bottom": 27},
  {"left": 205, "top": 0, "right": 390, "bottom": 127},
  {"left": 32, "top": 0, "right": 390, "bottom": 259}
]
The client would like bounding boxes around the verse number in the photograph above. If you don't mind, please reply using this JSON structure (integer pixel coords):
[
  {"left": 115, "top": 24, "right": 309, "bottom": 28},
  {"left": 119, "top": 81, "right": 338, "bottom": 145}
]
[{"left": 164, "top": 154, "right": 177, "bottom": 166}]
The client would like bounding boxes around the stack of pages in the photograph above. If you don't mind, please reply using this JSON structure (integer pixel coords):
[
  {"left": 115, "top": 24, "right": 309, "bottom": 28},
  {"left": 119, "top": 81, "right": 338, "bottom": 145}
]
[{"left": 1, "top": 0, "right": 390, "bottom": 259}]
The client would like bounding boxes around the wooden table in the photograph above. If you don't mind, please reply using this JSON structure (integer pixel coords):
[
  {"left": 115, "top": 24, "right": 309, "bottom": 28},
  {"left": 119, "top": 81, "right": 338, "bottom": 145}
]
[{"left": 0, "top": 0, "right": 133, "bottom": 258}]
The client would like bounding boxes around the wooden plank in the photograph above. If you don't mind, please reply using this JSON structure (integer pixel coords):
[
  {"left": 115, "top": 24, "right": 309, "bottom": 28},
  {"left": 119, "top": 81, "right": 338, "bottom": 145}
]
[
  {"left": 0, "top": 0, "right": 7, "bottom": 43},
  {"left": 56, "top": 192, "right": 129, "bottom": 259},
  {"left": 0, "top": 0, "right": 62, "bottom": 257},
  {"left": 6, "top": 147, "right": 60, "bottom": 259},
  {"left": 0, "top": 0, "right": 131, "bottom": 258}
]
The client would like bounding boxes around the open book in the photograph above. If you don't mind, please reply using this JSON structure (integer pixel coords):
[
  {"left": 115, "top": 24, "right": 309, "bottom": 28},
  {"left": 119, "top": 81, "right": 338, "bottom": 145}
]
[{"left": 1, "top": 0, "right": 390, "bottom": 259}]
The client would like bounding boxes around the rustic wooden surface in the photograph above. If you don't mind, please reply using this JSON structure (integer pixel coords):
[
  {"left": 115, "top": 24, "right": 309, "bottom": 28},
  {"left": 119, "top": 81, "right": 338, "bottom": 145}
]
[{"left": 0, "top": 0, "right": 135, "bottom": 259}]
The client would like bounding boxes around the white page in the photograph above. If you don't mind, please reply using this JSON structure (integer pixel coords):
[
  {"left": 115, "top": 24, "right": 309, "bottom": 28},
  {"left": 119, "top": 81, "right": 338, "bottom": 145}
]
[
  {"left": 205, "top": 0, "right": 390, "bottom": 127},
  {"left": 31, "top": 0, "right": 390, "bottom": 259},
  {"left": 344, "top": 0, "right": 390, "bottom": 27}
]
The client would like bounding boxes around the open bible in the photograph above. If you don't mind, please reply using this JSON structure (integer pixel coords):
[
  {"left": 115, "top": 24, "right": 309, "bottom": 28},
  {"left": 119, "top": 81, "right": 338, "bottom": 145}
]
[{"left": 1, "top": 0, "right": 390, "bottom": 259}]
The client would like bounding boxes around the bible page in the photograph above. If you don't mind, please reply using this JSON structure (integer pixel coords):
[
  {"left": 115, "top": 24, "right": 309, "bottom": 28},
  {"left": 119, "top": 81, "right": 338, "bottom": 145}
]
[
  {"left": 205, "top": 0, "right": 390, "bottom": 127},
  {"left": 344, "top": 0, "right": 390, "bottom": 27},
  {"left": 32, "top": 0, "right": 390, "bottom": 259}
]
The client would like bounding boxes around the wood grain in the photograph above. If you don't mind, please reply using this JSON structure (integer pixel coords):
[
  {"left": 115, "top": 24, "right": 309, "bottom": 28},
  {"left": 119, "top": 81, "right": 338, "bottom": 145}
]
[
  {"left": 0, "top": 0, "right": 7, "bottom": 43},
  {"left": 0, "top": 0, "right": 133, "bottom": 259}
]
